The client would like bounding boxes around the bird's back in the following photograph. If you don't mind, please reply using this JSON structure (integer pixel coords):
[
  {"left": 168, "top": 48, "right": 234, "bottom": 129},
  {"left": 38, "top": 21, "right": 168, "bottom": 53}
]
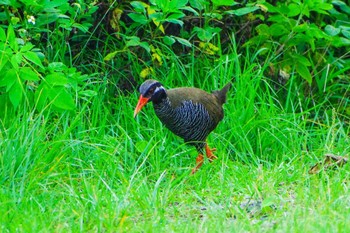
[
  {"left": 167, "top": 87, "right": 224, "bottom": 125},
  {"left": 153, "top": 86, "right": 229, "bottom": 145}
]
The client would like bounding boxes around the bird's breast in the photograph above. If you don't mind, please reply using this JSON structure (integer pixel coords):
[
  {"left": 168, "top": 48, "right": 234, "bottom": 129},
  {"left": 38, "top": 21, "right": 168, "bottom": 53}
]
[{"left": 153, "top": 99, "right": 216, "bottom": 142}]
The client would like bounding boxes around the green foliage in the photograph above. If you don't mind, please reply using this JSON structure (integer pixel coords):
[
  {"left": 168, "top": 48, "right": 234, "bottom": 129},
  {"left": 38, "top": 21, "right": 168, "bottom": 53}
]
[
  {"left": 0, "top": 25, "right": 85, "bottom": 114},
  {"left": 247, "top": 1, "right": 334, "bottom": 83},
  {"left": 0, "top": 0, "right": 98, "bottom": 117},
  {"left": 0, "top": 1, "right": 349, "bottom": 231},
  {"left": 100, "top": 1, "right": 348, "bottom": 120},
  {"left": 0, "top": 0, "right": 97, "bottom": 35},
  {"left": 238, "top": 0, "right": 350, "bottom": 117}
]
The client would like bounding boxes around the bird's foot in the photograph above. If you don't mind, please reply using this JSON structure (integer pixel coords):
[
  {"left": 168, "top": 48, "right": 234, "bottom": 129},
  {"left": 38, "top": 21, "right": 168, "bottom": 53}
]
[
  {"left": 192, "top": 154, "right": 204, "bottom": 174},
  {"left": 205, "top": 145, "right": 217, "bottom": 162}
]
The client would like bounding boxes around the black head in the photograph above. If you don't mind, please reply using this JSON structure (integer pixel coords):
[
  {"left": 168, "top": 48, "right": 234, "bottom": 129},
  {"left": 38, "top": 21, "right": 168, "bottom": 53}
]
[
  {"left": 134, "top": 79, "right": 167, "bottom": 117},
  {"left": 139, "top": 79, "right": 167, "bottom": 104}
]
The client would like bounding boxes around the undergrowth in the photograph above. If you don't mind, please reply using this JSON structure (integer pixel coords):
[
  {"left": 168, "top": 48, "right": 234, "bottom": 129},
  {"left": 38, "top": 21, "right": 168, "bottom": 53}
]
[
  {"left": 1, "top": 48, "right": 349, "bottom": 232},
  {"left": 0, "top": 1, "right": 349, "bottom": 232}
]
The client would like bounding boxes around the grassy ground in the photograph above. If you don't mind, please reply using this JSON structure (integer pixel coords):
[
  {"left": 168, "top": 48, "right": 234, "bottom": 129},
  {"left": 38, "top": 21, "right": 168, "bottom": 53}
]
[{"left": 0, "top": 49, "right": 349, "bottom": 232}]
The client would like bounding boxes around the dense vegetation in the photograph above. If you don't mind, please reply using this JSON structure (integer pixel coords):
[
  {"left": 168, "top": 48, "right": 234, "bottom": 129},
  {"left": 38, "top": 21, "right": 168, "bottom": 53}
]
[{"left": 0, "top": 0, "right": 349, "bottom": 232}]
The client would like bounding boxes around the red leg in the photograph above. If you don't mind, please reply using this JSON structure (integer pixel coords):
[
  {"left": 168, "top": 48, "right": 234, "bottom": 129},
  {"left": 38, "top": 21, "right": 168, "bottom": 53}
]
[
  {"left": 192, "top": 154, "right": 204, "bottom": 174},
  {"left": 205, "top": 144, "right": 217, "bottom": 162}
]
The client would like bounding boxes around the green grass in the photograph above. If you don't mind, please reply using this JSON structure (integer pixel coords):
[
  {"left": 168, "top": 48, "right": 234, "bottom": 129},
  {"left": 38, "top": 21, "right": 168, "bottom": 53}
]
[{"left": 1, "top": 49, "right": 349, "bottom": 232}]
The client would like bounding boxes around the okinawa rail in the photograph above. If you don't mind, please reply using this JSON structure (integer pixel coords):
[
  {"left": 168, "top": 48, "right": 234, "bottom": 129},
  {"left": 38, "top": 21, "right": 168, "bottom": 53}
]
[{"left": 134, "top": 79, "right": 231, "bottom": 173}]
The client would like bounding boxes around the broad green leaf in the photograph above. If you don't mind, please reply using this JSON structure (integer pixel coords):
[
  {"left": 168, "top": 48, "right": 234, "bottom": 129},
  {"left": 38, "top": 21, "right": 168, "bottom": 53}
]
[
  {"left": 131, "top": 1, "right": 146, "bottom": 13},
  {"left": 21, "top": 0, "right": 41, "bottom": 7},
  {"left": 163, "top": 36, "right": 175, "bottom": 45},
  {"left": 296, "top": 63, "right": 312, "bottom": 84},
  {"left": 0, "top": 69, "right": 16, "bottom": 88},
  {"left": 20, "top": 67, "right": 39, "bottom": 81},
  {"left": 43, "top": 0, "right": 69, "bottom": 9},
  {"left": 45, "top": 73, "right": 68, "bottom": 86},
  {"left": 176, "top": 0, "right": 188, "bottom": 8},
  {"left": 0, "top": 0, "right": 21, "bottom": 7},
  {"left": 48, "top": 87, "right": 75, "bottom": 110},
  {"left": 0, "top": 27, "right": 6, "bottom": 41},
  {"left": 34, "top": 83, "right": 49, "bottom": 111},
  {"left": 225, "top": 6, "right": 259, "bottom": 16},
  {"left": 293, "top": 23, "right": 309, "bottom": 33},
  {"left": 15, "top": 52, "right": 23, "bottom": 64},
  {"left": 325, "top": 25, "right": 340, "bottom": 36},
  {"left": 9, "top": 79, "right": 22, "bottom": 109},
  {"left": 128, "top": 13, "right": 148, "bottom": 25},
  {"left": 0, "top": 56, "right": 8, "bottom": 72},
  {"left": 173, "top": 36, "right": 192, "bottom": 47},
  {"left": 311, "top": 2, "right": 333, "bottom": 12},
  {"left": 342, "top": 30, "right": 350, "bottom": 39},
  {"left": 126, "top": 36, "right": 141, "bottom": 47},
  {"left": 268, "top": 14, "right": 288, "bottom": 24},
  {"left": 261, "top": 2, "right": 280, "bottom": 13},
  {"left": 48, "top": 62, "right": 68, "bottom": 72},
  {"left": 126, "top": 36, "right": 149, "bottom": 51},
  {"left": 71, "top": 23, "right": 90, "bottom": 33},
  {"left": 36, "top": 14, "right": 59, "bottom": 26},
  {"left": 336, "top": 22, "right": 350, "bottom": 29},
  {"left": 256, "top": 24, "right": 270, "bottom": 36},
  {"left": 269, "top": 23, "right": 288, "bottom": 36},
  {"left": 165, "top": 19, "right": 184, "bottom": 26},
  {"left": 20, "top": 43, "right": 35, "bottom": 52},
  {"left": 212, "top": 0, "right": 236, "bottom": 7},
  {"left": 332, "top": 36, "right": 350, "bottom": 47},
  {"left": 23, "top": 51, "right": 44, "bottom": 68},
  {"left": 57, "top": 19, "right": 73, "bottom": 31},
  {"left": 10, "top": 55, "right": 19, "bottom": 70},
  {"left": 7, "top": 24, "right": 17, "bottom": 52},
  {"left": 104, "top": 51, "right": 120, "bottom": 61},
  {"left": 308, "top": 24, "right": 327, "bottom": 39},
  {"left": 193, "top": 27, "right": 218, "bottom": 41},
  {"left": 189, "top": 0, "right": 207, "bottom": 10},
  {"left": 301, "top": 5, "right": 310, "bottom": 17},
  {"left": 148, "top": 11, "right": 165, "bottom": 33},
  {"left": 293, "top": 54, "right": 311, "bottom": 66},
  {"left": 180, "top": 6, "right": 199, "bottom": 16},
  {"left": 288, "top": 33, "right": 314, "bottom": 49},
  {"left": 288, "top": 3, "right": 301, "bottom": 17},
  {"left": 167, "top": 12, "right": 185, "bottom": 20},
  {"left": 139, "top": 42, "right": 150, "bottom": 53}
]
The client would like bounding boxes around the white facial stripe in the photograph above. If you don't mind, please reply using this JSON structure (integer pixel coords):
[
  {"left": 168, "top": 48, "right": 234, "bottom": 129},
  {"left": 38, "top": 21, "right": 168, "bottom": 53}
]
[{"left": 154, "top": 86, "right": 164, "bottom": 93}]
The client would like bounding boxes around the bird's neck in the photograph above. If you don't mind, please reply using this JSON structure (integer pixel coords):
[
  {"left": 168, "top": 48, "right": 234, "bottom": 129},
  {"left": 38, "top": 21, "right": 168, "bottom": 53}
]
[
  {"left": 153, "top": 95, "right": 171, "bottom": 109},
  {"left": 151, "top": 88, "right": 167, "bottom": 105},
  {"left": 153, "top": 96, "right": 176, "bottom": 128},
  {"left": 153, "top": 95, "right": 175, "bottom": 119}
]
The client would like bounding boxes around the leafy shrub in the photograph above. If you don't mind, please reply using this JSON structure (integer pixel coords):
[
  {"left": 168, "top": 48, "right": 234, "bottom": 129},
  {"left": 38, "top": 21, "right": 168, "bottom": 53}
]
[
  {"left": 104, "top": 0, "right": 260, "bottom": 77},
  {"left": 246, "top": 0, "right": 350, "bottom": 83},
  {"left": 243, "top": 0, "right": 350, "bottom": 116},
  {"left": 0, "top": 0, "right": 98, "bottom": 118}
]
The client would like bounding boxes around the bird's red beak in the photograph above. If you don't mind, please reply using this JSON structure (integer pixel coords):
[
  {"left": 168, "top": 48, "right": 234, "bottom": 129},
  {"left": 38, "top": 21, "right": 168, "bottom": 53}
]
[{"left": 134, "top": 95, "right": 150, "bottom": 118}]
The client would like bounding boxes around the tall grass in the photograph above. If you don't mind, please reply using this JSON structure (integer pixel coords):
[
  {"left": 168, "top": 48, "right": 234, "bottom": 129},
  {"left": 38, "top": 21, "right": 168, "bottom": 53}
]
[{"left": 0, "top": 41, "right": 349, "bottom": 232}]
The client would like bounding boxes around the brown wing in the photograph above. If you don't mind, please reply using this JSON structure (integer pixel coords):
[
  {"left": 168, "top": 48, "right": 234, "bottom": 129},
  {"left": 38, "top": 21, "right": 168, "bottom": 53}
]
[{"left": 167, "top": 87, "right": 224, "bottom": 125}]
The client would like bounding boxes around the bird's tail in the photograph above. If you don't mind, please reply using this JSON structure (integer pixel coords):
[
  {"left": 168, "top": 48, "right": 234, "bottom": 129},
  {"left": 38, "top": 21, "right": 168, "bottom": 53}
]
[{"left": 212, "top": 83, "right": 232, "bottom": 105}]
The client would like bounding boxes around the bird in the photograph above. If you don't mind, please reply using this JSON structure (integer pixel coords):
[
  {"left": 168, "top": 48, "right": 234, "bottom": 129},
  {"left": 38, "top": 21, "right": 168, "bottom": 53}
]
[{"left": 134, "top": 79, "right": 231, "bottom": 174}]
